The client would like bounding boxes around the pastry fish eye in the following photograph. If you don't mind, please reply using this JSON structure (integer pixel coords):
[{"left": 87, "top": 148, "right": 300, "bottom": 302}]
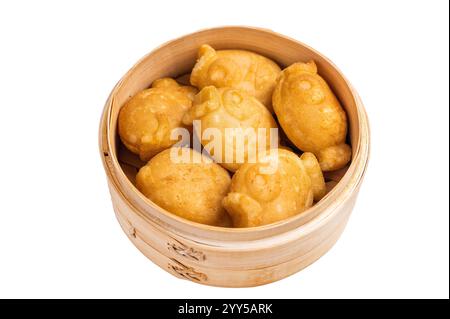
[
  {"left": 141, "top": 114, "right": 170, "bottom": 143},
  {"left": 298, "top": 80, "right": 312, "bottom": 90},
  {"left": 208, "top": 58, "right": 241, "bottom": 84},
  {"left": 289, "top": 75, "right": 325, "bottom": 105},
  {"left": 222, "top": 89, "right": 254, "bottom": 121},
  {"left": 245, "top": 164, "right": 281, "bottom": 202}
]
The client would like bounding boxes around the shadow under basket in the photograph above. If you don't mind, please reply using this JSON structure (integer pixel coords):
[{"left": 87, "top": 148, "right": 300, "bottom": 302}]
[{"left": 99, "top": 26, "right": 370, "bottom": 287}]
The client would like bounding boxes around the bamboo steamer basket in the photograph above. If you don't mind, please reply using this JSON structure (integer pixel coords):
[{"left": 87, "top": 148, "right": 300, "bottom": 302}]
[{"left": 99, "top": 26, "right": 370, "bottom": 287}]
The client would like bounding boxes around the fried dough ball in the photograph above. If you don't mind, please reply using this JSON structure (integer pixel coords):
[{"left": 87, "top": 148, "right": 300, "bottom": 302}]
[
  {"left": 222, "top": 149, "right": 325, "bottom": 228},
  {"left": 190, "top": 44, "right": 281, "bottom": 112},
  {"left": 182, "top": 86, "right": 278, "bottom": 172},
  {"left": 118, "top": 78, "right": 197, "bottom": 161},
  {"left": 136, "top": 148, "right": 232, "bottom": 227},
  {"left": 273, "top": 61, "right": 352, "bottom": 171}
]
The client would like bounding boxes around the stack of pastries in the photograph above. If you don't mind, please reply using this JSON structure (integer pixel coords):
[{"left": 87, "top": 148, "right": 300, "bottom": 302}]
[{"left": 118, "top": 44, "right": 352, "bottom": 228}]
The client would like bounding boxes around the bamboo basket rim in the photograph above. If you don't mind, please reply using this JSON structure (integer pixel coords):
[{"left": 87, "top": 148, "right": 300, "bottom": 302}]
[{"left": 99, "top": 26, "right": 370, "bottom": 242}]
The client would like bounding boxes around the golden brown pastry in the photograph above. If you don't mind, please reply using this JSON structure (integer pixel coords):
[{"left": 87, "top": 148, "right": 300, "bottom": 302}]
[
  {"left": 136, "top": 148, "right": 232, "bottom": 227},
  {"left": 190, "top": 44, "right": 281, "bottom": 112},
  {"left": 222, "top": 149, "right": 325, "bottom": 228},
  {"left": 299, "top": 152, "right": 327, "bottom": 201},
  {"left": 118, "top": 78, "right": 197, "bottom": 161},
  {"left": 273, "top": 61, "right": 352, "bottom": 171},
  {"left": 182, "top": 86, "right": 278, "bottom": 172}
]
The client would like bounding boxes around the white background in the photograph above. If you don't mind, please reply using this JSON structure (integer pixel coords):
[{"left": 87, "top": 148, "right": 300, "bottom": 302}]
[{"left": 0, "top": 0, "right": 448, "bottom": 299}]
